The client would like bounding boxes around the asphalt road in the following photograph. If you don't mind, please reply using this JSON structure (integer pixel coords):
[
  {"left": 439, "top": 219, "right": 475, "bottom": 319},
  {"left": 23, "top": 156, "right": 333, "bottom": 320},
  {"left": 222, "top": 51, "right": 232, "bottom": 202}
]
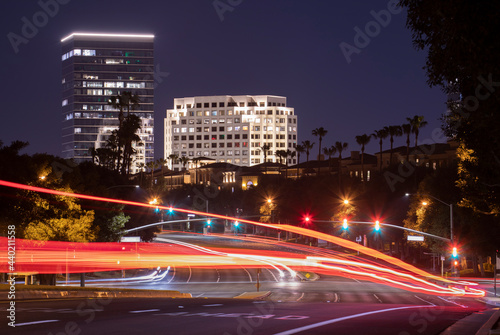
[
  {"left": 4, "top": 232, "right": 492, "bottom": 334},
  {"left": 1, "top": 297, "right": 486, "bottom": 335}
]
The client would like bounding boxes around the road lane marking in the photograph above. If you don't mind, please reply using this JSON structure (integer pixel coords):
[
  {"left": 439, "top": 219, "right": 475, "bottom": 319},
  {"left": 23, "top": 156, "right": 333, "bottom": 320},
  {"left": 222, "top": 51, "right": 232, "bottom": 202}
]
[
  {"left": 296, "top": 293, "right": 305, "bottom": 302},
  {"left": 203, "top": 304, "right": 224, "bottom": 307},
  {"left": 129, "top": 309, "right": 160, "bottom": 313},
  {"left": 265, "top": 268, "right": 279, "bottom": 282},
  {"left": 334, "top": 293, "right": 339, "bottom": 303},
  {"left": 242, "top": 267, "right": 252, "bottom": 282},
  {"left": 16, "top": 320, "right": 59, "bottom": 326},
  {"left": 373, "top": 294, "right": 382, "bottom": 303},
  {"left": 272, "top": 306, "right": 435, "bottom": 335},
  {"left": 413, "top": 295, "right": 436, "bottom": 306},
  {"left": 436, "top": 296, "right": 468, "bottom": 308},
  {"left": 168, "top": 265, "right": 176, "bottom": 283},
  {"left": 216, "top": 268, "right": 220, "bottom": 283},
  {"left": 187, "top": 265, "right": 192, "bottom": 283}
]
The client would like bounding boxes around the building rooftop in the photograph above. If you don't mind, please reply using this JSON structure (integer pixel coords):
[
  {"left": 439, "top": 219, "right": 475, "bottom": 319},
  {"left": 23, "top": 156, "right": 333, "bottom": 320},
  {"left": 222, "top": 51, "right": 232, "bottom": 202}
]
[{"left": 61, "top": 32, "right": 154, "bottom": 43}]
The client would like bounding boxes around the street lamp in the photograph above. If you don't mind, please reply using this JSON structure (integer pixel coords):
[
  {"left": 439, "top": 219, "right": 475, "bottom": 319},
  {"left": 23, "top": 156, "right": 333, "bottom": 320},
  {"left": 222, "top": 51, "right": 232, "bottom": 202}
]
[{"left": 405, "top": 193, "right": 453, "bottom": 243}]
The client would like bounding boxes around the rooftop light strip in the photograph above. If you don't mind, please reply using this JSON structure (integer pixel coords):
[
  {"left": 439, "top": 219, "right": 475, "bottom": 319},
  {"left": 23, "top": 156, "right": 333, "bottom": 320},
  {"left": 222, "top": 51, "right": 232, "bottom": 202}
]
[{"left": 61, "top": 32, "right": 155, "bottom": 42}]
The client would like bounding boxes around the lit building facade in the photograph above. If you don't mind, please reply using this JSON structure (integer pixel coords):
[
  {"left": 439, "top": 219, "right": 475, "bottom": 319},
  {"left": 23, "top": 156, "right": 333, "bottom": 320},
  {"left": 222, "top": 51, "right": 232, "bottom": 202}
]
[
  {"left": 61, "top": 33, "right": 155, "bottom": 173},
  {"left": 164, "top": 95, "right": 298, "bottom": 169}
]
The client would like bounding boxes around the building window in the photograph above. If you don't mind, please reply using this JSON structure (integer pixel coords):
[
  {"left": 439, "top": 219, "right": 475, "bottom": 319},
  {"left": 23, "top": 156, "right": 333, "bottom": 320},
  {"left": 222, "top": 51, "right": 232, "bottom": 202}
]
[{"left": 82, "top": 49, "right": 96, "bottom": 56}]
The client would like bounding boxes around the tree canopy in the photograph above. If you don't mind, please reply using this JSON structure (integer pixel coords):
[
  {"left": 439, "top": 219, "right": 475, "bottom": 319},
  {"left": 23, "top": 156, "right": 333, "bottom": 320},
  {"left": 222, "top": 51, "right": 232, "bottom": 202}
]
[{"left": 401, "top": 0, "right": 500, "bottom": 216}]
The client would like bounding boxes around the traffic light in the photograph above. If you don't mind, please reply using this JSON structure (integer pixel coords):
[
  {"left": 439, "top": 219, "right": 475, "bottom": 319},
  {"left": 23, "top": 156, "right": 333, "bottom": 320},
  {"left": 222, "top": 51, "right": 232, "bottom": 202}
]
[
  {"left": 375, "top": 220, "right": 380, "bottom": 231},
  {"left": 207, "top": 219, "right": 212, "bottom": 226},
  {"left": 234, "top": 221, "right": 239, "bottom": 227},
  {"left": 304, "top": 216, "right": 310, "bottom": 223},
  {"left": 342, "top": 219, "right": 348, "bottom": 230},
  {"left": 452, "top": 247, "right": 458, "bottom": 258},
  {"left": 168, "top": 207, "right": 173, "bottom": 214}
]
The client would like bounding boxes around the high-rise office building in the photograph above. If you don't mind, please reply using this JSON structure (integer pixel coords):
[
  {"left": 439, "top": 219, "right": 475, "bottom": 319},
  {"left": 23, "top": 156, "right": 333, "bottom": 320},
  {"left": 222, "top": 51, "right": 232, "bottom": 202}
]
[
  {"left": 61, "top": 32, "right": 155, "bottom": 173},
  {"left": 164, "top": 95, "right": 298, "bottom": 169}
]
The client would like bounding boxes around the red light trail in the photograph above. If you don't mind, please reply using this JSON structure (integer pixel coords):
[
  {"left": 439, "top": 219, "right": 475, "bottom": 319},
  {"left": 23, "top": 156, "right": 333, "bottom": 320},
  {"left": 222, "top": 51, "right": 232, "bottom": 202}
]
[{"left": 0, "top": 179, "right": 485, "bottom": 297}]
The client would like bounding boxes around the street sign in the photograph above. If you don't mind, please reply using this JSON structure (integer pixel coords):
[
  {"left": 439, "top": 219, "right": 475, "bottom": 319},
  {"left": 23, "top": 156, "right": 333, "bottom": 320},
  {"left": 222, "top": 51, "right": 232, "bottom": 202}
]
[
  {"left": 120, "top": 236, "right": 141, "bottom": 242},
  {"left": 407, "top": 235, "right": 424, "bottom": 242}
]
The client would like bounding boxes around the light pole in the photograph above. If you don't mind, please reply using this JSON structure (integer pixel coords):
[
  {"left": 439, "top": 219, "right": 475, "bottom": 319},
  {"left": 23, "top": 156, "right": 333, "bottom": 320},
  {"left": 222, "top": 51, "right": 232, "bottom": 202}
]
[
  {"left": 405, "top": 193, "right": 453, "bottom": 243},
  {"left": 106, "top": 184, "right": 140, "bottom": 191},
  {"left": 406, "top": 193, "right": 454, "bottom": 277}
]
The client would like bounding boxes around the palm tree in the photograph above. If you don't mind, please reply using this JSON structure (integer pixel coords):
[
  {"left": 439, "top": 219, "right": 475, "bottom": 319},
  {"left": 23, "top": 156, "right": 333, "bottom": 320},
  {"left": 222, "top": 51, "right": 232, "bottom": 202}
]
[
  {"left": 108, "top": 91, "right": 140, "bottom": 127},
  {"left": 402, "top": 123, "right": 412, "bottom": 162},
  {"left": 285, "top": 149, "right": 295, "bottom": 179},
  {"left": 295, "top": 144, "right": 305, "bottom": 165},
  {"left": 302, "top": 140, "right": 315, "bottom": 163},
  {"left": 372, "top": 127, "right": 389, "bottom": 171},
  {"left": 138, "top": 162, "right": 145, "bottom": 187},
  {"left": 192, "top": 157, "right": 203, "bottom": 185},
  {"left": 355, "top": 134, "right": 371, "bottom": 182},
  {"left": 335, "top": 141, "right": 348, "bottom": 184},
  {"left": 119, "top": 114, "right": 142, "bottom": 175},
  {"left": 323, "top": 146, "right": 337, "bottom": 173},
  {"left": 312, "top": 127, "right": 328, "bottom": 161},
  {"left": 179, "top": 156, "right": 190, "bottom": 171},
  {"left": 260, "top": 144, "right": 271, "bottom": 174},
  {"left": 89, "top": 147, "right": 97, "bottom": 164},
  {"left": 179, "top": 156, "right": 190, "bottom": 185},
  {"left": 146, "top": 160, "right": 158, "bottom": 188},
  {"left": 157, "top": 158, "right": 167, "bottom": 187},
  {"left": 302, "top": 140, "right": 315, "bottom": 176},
  {"left": 168, "top": 153, "right": 179, "bottom": 170},
  {"left": 167, "top": 154, "right": 179, "bottom": 189},
  {"left": 275, "top": 150, "right": 287, "bottom": 177},
  {"left": 108, "top": 92, "right": 142, "bottom": 174},
  {"left": 407, "top": 115, "right": 428, "bottom": 149},
  {"left": 387, "top": 125, "right": 403, "bottom": 165}
]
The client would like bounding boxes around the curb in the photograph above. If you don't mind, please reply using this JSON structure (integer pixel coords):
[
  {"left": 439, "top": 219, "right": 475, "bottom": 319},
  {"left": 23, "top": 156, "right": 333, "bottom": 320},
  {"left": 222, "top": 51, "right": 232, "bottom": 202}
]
[
  {"left": 483, "top": 297, "right": 500, "bottom": 307},
  {"left": 234, "top": 291, "right": 271, "bottom": 300},
  {"left": 475, "top": 308, "right": 500, "bottom": 335},
  {"left": 0, "top": 289, "right": 191, "bottom": 300}
]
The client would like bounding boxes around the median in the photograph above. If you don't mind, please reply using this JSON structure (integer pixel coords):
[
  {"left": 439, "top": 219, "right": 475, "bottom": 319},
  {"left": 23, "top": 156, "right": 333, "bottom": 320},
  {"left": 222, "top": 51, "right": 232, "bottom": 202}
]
[{"left": 0, "top": 284, "right": 192, "bottom": 300}]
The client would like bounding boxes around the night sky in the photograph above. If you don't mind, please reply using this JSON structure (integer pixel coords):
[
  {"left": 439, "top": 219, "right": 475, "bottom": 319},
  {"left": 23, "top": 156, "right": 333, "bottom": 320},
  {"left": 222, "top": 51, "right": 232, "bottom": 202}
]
[{"left": 1, "top": 0, "right": 447, "bottom": 159}]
